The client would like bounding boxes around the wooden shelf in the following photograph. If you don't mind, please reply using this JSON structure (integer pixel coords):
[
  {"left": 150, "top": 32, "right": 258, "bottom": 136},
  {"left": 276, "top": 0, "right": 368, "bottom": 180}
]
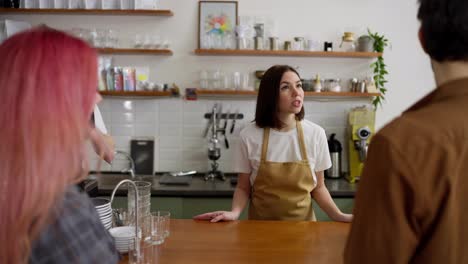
[
  {"left": 304, "top": 91, "right": 380, "bottom": 97},
  {"left": 0, "top": 8, "right": 173, "bottom": 16},
  {"left": 195, "top": 89, "right": 380, "bottom": 97},
  {"left": 99, "top": 91, "right": 173, "bottom": 97},
  {"left": 97, "top": 48, "right": 172, "bottom": 55},
  {"left": 196, "top": 90, "right": 257, "bottom": 96},
  {"left": 194, "top": 49, "right": 382, "bottom": 58}
]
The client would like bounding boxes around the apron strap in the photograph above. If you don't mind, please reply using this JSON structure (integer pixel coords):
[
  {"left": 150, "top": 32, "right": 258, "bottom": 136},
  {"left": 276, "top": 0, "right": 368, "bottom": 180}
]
[
  {"left": 261, "top": 127, "right": 270, "bottom": 162},
  {"left": 296, "top": 121, "right": 309, "bottom": 161}
]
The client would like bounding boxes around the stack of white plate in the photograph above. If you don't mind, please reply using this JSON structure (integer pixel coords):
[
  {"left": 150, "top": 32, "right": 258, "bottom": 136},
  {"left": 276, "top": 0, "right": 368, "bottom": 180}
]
[
  {"left": 109, "top": 226, "right": 141, "bottom": 254},
  {"left": 92, "top": 198, "right": 112, "bottom": 230}
]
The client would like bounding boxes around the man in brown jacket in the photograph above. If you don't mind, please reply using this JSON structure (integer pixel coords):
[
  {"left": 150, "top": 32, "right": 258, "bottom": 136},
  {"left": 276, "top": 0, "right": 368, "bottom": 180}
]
[{"left": 344, "top": 0, "right": 468, "bottom": 263}]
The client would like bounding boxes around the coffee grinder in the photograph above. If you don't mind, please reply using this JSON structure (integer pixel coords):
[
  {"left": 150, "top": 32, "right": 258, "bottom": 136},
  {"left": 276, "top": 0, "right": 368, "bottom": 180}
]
[{"left": 347, "top": 106, "right": 375, "bottom": 183}]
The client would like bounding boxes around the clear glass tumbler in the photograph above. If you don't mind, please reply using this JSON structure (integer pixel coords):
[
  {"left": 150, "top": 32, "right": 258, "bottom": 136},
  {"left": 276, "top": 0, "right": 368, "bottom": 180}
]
[{"left": 127, "top": 181, "right": 152, "bottom": 226}]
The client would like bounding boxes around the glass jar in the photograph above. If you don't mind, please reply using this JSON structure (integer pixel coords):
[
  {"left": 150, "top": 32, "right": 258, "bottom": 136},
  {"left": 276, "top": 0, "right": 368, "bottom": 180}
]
[
  {"left": 339, "top": 39, "right": 356, "bottom": 52},
  {"left": 302, "top": 79, "right": 313, "bottom": 91},
  {"left": 339, "top": 32, "right": 356, "bottom": 52},
  {"left": 324, "top": 78, "right": 341, "bottom": 92}
]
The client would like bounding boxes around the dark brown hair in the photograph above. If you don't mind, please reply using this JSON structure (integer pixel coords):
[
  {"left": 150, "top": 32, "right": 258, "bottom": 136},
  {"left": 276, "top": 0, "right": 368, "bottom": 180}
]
[
  {"left": 254, "top": 65, "right": 304, "bottom": 129},
  {"left": 418, "top": 0, "right": 468, "bottom": 62}
]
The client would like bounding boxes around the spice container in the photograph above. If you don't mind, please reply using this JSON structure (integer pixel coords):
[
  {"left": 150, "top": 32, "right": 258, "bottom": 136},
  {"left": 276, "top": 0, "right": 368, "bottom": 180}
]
[
  {"left": 293, "top": 37, "right": 305, "bottom": 51},
  {"left": 254, "top": 37, "right": 264, "bottom": 50},
  {"left": 269, "top": 37, "right": 279, "bottom": 50},
  {"left": 350, "top": 78, "right": 359, "bottom": 92},
  {"left": 302, "top": 79, "right": 313, "bottom": 91},
  {"left": 327, "top": 78, "right": 341, "bottom": 92}
]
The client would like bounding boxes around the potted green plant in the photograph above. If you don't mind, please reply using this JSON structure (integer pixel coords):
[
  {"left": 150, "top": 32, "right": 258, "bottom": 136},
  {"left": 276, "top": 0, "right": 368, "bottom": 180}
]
[{"left": 367, "top": 29, "right": 390, "bottom": 109}]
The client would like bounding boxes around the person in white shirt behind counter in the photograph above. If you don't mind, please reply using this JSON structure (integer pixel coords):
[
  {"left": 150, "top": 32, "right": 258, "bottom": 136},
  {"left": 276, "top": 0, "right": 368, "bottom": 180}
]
[
  {"left": 194, "top": 65, "right": 353, "bottom": 222},
  {"left": 89, "top": 102, "right": 115, "bottom": 164}
]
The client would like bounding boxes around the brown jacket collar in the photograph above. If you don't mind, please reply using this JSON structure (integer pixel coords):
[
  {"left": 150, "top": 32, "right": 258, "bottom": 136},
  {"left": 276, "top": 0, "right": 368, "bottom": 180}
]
[{"left": 405, "top": 77, "right": 468, "bottom": 113}]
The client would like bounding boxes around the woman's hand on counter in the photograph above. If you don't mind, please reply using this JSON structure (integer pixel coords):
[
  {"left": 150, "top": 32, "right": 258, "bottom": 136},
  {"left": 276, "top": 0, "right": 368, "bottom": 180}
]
[
  {"left": 332, "top": 212, "right": 353, "bottom": 223},
  {"left": 193, "top": 211, "right": 240, "bottom": 223},
  {"left": 193, "top": 173, "right": 249, "bottom": 223}
]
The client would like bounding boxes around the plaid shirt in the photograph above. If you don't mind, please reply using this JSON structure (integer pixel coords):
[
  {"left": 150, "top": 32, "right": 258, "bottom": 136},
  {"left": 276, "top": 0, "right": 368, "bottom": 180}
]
[{"left": 29, "top": 186, "right": 119, "bottom": 264}]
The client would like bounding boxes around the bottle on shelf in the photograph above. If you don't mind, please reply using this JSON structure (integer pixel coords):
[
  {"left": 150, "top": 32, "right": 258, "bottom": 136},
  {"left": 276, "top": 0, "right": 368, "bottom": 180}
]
[{"left": 313, "top": 74, "right": 322, "bottom": 92}]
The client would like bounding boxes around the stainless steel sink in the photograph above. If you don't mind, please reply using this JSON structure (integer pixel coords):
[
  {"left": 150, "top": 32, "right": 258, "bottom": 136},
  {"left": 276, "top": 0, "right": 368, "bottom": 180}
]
[
  {"left": 89, "top": 173, "right": 156, "bottom": 191},
  {"left": 87, "top": 172, "right": 238, "bottom": 197}
]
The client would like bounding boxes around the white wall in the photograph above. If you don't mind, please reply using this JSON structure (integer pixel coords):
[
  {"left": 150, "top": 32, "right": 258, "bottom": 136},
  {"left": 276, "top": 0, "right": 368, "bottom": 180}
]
[{"left": 1, "top": 0, "right": 435, "bottom": 173}]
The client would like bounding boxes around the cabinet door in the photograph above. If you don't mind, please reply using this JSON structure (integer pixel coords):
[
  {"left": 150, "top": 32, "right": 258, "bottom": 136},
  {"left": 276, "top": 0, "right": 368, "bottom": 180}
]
[
  {"left": 100, "top": 196, "right": 127, "bottom": 210},
  {"left": 182, "top": 198, "right": 248, "bottom": 220},
  {"left": 313, "top": 198, "right": 354, "bottom": 221},
  {"left": 151, "top": 197, "right": 183, "bottom": 219}
]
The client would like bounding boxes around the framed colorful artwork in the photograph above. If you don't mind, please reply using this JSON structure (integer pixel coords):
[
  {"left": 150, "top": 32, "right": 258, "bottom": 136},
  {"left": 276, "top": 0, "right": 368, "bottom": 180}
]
[{"left": 198, "top": 1, "right": 238, "bottom": 49}]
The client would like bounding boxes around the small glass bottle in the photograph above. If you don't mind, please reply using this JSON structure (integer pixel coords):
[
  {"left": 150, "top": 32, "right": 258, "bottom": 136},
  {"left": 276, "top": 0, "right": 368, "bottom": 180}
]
[{"left": 313, "top": 74, "right": 322, "bottom": 92}]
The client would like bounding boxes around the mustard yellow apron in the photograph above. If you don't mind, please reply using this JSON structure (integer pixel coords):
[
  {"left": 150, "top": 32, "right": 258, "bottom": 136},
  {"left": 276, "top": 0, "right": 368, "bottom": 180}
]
[{"left": 248, "top": 121, "right": 316, "bottom": 221}]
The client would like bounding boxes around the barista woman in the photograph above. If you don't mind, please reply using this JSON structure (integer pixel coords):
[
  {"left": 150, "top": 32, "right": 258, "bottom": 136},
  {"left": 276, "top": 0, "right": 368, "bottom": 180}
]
[{"left": 194, "top": 65, "right": 353, "bottom": 222}]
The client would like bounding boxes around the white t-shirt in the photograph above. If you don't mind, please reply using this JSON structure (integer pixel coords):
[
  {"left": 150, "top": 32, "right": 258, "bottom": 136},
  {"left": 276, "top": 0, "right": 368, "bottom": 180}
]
[
  {"left": 94, "top": 105, "right": 108, "bottom": 134},
  {"left": 233, "top": 120, "right": 332, "bottom": 186}
]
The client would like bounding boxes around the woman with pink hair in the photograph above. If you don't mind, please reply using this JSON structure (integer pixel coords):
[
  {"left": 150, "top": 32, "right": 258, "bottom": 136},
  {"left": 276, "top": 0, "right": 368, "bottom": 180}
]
[{"left": 0, "top": 27, "right": 119, "bottom": 263}]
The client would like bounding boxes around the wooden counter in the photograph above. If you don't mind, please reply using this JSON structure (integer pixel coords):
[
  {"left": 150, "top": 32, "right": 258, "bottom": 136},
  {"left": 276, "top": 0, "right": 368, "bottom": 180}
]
[{"left": 119, "top": 219, "right": 350, "bottom": 264}]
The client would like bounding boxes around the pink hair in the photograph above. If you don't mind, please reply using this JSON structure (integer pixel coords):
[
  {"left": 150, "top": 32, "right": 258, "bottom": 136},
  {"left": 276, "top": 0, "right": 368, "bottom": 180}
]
[{"left": 0, "top": 27, "right": 98, "bottom": 263}]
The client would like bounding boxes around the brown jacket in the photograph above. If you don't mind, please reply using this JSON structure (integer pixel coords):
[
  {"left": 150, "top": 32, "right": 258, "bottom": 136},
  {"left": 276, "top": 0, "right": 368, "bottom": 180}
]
[{"left": 344, "top": 78, "right": 468, "bottom": 263}]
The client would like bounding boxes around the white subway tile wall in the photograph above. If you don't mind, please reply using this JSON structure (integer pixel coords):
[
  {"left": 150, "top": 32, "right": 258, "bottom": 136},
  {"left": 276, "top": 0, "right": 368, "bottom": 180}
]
[{"left": 90, "top": 98, "right": 372, "bottom": 174}]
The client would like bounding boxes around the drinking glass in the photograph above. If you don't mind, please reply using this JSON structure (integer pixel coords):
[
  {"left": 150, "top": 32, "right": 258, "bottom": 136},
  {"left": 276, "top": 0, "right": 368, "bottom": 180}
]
[
  {"left": 151, "top": 213, "right": 166, "bottom": 244},
  {"left": 134, "top": 34, "right": 143, "bottom": 48},
  {"left": 209, "top": 70, "right": 221, "bottom": 90},
  {"left": 120, "top": 0, "right": 132, "bottom": 9},
  {"left": 233, "top": 72, "right": 241, "bottom": 90},
  {"left": 68, "top": 0, "right": 81, "bottom": 9},
  {"left": 128, "top": 181, "right": 151, "bottom": 226},
  {"left": 200, "top": 70, "right": 209, "bottom": 89},
  {"left": 241, "top": 73, "right": 250, "bottom": 90},
  {"left": 152, "top": 211, "right": 170, "bottom": 238},
  {"left": 151, "top": 35, "right": 161, "bottom": 49},
  {"left": 106, "top": 29, "right": 119, "bottom": 48},
  {"left": 128, "top": 238, "right": 154, "bottom": 264}
]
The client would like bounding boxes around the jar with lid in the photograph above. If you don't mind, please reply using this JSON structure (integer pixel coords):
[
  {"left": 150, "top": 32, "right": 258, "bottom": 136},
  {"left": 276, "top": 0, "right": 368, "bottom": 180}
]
[
  {"left": 324, "top": 78, "right": 341, "bottom": 92},
  {"left": 293, "top": 37, "right": 305, "bottom": 51},
  {"left": 339, "top": 32, "right": 356, "bottom": 52},
  {"left": 329, "top": 78, "right": 341, "bottom": 92},
  {"left": 302, "top": 79, "right": 313, "bottom": 91}
]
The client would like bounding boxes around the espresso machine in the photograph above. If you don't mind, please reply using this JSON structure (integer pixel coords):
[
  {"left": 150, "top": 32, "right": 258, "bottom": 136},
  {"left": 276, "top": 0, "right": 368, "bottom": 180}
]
[{"left": 347, "top": 106, "right": 375, "bottom": 183}]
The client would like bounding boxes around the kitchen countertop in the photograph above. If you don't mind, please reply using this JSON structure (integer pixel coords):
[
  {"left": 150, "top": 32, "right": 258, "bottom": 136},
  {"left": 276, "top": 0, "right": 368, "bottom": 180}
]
[
  {"left": 94, "top": 172, "right": 357, "bottom": 198},
  {"left": 119, "top": 219, "right": 351, "bottom": 264}
]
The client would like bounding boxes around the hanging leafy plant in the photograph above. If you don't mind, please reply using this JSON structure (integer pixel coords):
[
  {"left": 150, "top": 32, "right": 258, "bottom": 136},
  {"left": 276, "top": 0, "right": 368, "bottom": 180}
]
[{"left": 368, "top": 29, "right": 390, "bottom": 109}]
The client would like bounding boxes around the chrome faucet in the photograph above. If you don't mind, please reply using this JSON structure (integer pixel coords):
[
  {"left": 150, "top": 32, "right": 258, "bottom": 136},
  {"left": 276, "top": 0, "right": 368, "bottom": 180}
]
[
  {"left": 110, "top": 179, "right": 140, "bottom": 258},
  {"left": 114, "top": 150, "right": 136, "bottom": 179}
]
